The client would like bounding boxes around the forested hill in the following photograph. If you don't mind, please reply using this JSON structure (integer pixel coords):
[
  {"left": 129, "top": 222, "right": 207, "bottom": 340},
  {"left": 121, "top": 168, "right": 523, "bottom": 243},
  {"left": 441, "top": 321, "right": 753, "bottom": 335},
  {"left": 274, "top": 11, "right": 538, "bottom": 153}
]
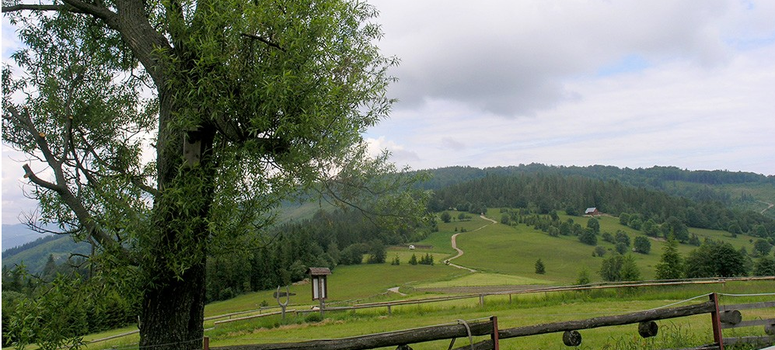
[
  {"left": 418, "top": 164, "right": 775, "bottom": 217},
  {"left": 427, "top": 172, "right": 774, "bottom": 240},
  {"left": 419, "top": 164, "right": 773, "bottom": 190}
]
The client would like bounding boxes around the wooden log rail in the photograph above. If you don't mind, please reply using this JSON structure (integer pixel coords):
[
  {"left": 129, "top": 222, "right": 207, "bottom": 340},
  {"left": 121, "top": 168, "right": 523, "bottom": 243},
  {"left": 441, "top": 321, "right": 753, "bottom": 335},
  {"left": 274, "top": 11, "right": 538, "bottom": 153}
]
[
  {"left": 214, "top": 319, "right": 494, "bottom": 350},
  {"left": 210, "top": 277, "right": 774, "bottom": 327},
  {"left": 213, "top": 298, "right": 731, "bottom": 350},
  {"left": 452, "top": 300, "right": 717, "bottom": 350},
  {"left": 717, "top": 300, "right": 775, "bottom": 348}
]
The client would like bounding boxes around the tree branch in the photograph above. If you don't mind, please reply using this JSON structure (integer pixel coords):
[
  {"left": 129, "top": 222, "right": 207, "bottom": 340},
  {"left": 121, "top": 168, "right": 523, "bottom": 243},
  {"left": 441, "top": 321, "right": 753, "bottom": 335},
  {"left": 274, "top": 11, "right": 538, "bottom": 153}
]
[
  {"left": 1, "top": 3, "right": 85, "bottom": 13},
  {"left": 241, "top": 33, "right": 286, "bottom": 52},
  {"left": 22, "top": 164, "right": 63, "bottom": 192}
]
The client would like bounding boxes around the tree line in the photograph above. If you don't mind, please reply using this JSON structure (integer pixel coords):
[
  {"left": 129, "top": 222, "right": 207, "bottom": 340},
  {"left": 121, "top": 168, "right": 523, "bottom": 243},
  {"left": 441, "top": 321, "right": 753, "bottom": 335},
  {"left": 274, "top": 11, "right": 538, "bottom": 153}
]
[
  {"left": 428, "top": 173, "right": 775, "bottom": 241},
  {"left": 418, "top": 164, "right": 775, "bottom": 217}
]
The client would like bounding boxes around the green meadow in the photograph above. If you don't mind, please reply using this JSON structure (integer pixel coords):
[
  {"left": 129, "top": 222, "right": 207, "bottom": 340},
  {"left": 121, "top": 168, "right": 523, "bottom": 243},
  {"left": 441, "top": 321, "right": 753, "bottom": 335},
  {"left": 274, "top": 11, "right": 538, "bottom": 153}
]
[{"left": 77, "top": 210, "right": 772, "bottom": 350}]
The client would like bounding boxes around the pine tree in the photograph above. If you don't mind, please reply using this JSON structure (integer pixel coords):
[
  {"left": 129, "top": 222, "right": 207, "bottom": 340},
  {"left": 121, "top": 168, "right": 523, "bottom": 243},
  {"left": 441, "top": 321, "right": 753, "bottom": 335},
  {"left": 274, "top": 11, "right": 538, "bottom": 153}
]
[
  {"left": 655, "top": 239, "right": 684, "bottom": 279},
  {"left": 534, "top": 259, "right": 546, "bottom": 274}
]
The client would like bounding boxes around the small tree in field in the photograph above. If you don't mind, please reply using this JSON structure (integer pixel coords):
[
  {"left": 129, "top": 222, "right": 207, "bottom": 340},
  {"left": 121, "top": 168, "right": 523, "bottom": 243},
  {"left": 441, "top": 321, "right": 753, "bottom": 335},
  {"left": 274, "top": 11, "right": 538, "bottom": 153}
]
[
  {"left": 753, "top": 256, "right": 775, "bottom": 276},
  {"left": 587, "top": 218, "right": 600, "bottom": 234},
  {"left": 579, "top": 229, "right": 598, "bottom": 246},
  {"left": 576, "top": 268, "right": 591, "bottom": 285},
  {"left": 753, "top": 239, "right": 772, "bottom": 257},
  {"left": 600, "top": 254, "right": 640, "bottom": 282},
  {"left": 441, "top": 211, "right": 452, "bottom": 223},
  {"left": 655, "top": 239, "right": 684, "bottom": 279},
  {"left": 535, "top": 259, "right": 546, "bottom": 274},
  {"left": 634, "top": 236, "right": 651, "bottom": 254}
]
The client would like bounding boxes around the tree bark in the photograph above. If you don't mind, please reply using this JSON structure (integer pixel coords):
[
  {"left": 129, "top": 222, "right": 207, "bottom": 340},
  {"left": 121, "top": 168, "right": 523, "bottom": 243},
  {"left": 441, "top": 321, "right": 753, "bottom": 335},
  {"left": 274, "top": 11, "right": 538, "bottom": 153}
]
[
  {"left": 140, "top": 261, "right": 206, "bottom": 350},
  {"left": 136, "top": 74, "right": 216, "bottom": 348}
]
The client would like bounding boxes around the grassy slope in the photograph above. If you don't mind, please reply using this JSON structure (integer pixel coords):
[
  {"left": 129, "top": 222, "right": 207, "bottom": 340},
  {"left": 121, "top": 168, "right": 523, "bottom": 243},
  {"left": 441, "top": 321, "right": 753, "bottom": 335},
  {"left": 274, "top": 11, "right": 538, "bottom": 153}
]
[
  {"left": 1, "top": 236, "right": 90, "bottom": 273},
  {"left": 87, "top": 281, "right": 774, "bottom": 350},
  {"left": 421, "top": 211, "right": 757, "bottom": 285},
  {"left": 79, "top": 209, "right": 769, "bottom": 350}
]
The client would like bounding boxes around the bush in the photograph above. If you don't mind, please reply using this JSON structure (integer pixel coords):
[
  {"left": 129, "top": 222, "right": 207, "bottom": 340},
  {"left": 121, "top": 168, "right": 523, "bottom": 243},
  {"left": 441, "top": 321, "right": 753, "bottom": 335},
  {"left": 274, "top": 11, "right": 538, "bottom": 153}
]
[
  {"left": 614, "top": 230, "right": 630, "bottom": 247},
  {"left": 594, "top": 246, "right": 607, "bottom": 257},
  {"left": 685, "top": 240, "right": 748, "bottom": 278},
  {"left": 576, "top": 268, "right": 591, "bottom": 285},
  {"left": 753, "top": 256, "right": 775, "bottom": 276},
  {"left": 579, "top": 229, "right": 598, "bottom": 246},
  {"left": 535, "top": 259, "right": 546, "bottom": 274},
  {"left": 305, "top": 313, "right": 323, "bottom": 323},
  {"left": 619, "top": 213, "right": 630, "bottom": 225},
  {"left": 600, "top": 254, "right": 640, "bottom": 281},
  {"left": 366, "top": 240, "right": 386, "bottom": 264},
  {"left": 615, "top": 242, "right": 629, "bottom": 255},
  {"left": 391, "top": 255, "right": 400, "bottom": 266},
  {"left": 340, "top": 244, "right": 365, "bottom": 265},
  {"left": 419, "top": 253, "right": 434, "bottom": 265},
  {"left": 634, "top": 236, "right": 651, "bottom": 254}
]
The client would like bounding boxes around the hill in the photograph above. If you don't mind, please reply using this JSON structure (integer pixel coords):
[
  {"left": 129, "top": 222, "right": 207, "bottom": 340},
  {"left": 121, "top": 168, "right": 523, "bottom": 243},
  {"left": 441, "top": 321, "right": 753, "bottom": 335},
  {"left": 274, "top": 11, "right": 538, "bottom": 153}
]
[
  {"left": 427, "top": 170, "right": 774, "bottom": 241},
  {"left": 419, "top": 164, "right": 775, "bottom": 219},
  {"left": 1, "top": 234, "right": 90, "bottom": 274},
  {"left": 2, "top": 224, "right": 52, "bottom": 252}
]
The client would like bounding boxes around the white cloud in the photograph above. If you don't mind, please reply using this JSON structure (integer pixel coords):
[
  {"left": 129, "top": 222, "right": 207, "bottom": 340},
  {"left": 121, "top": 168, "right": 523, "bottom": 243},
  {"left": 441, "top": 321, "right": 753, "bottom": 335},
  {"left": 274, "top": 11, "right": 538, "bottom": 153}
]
[
  {"left": 369, "top": 0, "right": 766, "bottom": 117},
  {"left": 367, "top": 38, "right": 775, "bottom": 174}
]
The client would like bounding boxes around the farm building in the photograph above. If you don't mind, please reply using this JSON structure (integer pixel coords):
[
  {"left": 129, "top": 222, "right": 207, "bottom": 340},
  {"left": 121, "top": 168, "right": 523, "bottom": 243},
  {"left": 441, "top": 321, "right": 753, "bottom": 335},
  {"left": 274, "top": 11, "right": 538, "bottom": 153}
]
[{"left": 584, "top": 207, "right": 600, "bottom": 216}]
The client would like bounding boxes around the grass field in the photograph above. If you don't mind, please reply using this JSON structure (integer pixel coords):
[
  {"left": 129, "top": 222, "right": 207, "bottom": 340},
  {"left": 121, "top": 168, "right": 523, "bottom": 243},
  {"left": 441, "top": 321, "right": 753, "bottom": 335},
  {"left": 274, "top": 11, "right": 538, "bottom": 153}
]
[
  {"left": 69, "top": 209, "right": 775, "bottom": 350},
  {"left": 85, "top": 281, "right": 775, "bottom": 350}
]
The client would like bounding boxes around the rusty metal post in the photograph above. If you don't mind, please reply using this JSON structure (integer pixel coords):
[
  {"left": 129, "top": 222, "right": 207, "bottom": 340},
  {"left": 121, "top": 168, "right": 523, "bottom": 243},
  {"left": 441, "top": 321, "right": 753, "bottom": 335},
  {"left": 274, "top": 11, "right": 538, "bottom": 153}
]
[
  {"left": 490, "top": 316, "right": 500, "bottom": 350},
  {"left": 709, "top": 293, "right": 724, "bottom": 350}
]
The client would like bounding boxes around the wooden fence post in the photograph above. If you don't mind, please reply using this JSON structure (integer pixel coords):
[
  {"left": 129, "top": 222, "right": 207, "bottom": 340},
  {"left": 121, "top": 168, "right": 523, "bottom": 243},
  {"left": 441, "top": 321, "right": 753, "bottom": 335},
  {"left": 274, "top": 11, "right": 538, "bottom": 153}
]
[
  {"left": 491, "top": 316, "right": 500, "bottom": 350},
  {"left": 203, "top": 336, "right": 209, "bottom": 350},
  {"left": 709, "top": 293, "right": 724, "bottom": 350}
]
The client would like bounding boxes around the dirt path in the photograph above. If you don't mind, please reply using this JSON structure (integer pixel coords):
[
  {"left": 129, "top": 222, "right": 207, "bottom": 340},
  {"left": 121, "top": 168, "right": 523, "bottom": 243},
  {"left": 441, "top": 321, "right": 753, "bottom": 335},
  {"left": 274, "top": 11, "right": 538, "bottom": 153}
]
[
  {"left": 443, "top": 215, "right": 497, "bottom": 273},
  {"left": 759, "top": 200, "right": 774, "bottom": 215},
  {"left": 387, "top": 287, "right": 407, "bottom": 296}
]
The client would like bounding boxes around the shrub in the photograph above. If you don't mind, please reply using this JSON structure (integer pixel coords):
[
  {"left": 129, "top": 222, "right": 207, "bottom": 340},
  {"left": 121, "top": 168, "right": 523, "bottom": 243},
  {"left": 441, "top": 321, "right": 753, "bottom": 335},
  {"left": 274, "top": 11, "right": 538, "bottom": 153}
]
[
  {"left": 409, "top": 254, "right": 418, "bottom": 265},
  {"left": 594, "top": 246, "right": 607, "bottom": 257},
  {"left": 579, "top": 229, "right": 598, "bottom": 246},
  {"left": 634, "top": 236, "right": 651, "bottom": 254},
  {"left": 535, "top": 259, "right": 546, "bottom": 274}
]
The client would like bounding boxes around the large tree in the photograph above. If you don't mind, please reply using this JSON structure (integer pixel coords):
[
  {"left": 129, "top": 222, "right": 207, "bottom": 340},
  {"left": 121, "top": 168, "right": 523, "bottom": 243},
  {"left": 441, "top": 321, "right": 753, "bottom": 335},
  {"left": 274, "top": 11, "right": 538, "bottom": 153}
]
[{"left": 2, "top": 1, "right": 421, "bottom": 349}]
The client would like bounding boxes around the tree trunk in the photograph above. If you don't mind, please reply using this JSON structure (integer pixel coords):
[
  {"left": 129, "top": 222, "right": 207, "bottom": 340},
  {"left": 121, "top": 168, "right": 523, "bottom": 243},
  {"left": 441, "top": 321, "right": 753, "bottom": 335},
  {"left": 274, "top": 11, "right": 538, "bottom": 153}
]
[
  {"left": 138, "top": 89, "right": 216, "bottom": 350},
  {"left": 140, "top": 260, "right": 206, "bottom": 350}
]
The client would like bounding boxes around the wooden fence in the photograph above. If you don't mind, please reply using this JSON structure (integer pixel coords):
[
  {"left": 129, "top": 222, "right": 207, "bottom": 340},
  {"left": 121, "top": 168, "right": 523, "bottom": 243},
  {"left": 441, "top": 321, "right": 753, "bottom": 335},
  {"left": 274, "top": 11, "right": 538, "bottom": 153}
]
[
  {"left": 209, "top": 276, "right": 774, "bottom": 326},
  {"left": 210, "top": 293, "right": 775, "bottom": 350}
]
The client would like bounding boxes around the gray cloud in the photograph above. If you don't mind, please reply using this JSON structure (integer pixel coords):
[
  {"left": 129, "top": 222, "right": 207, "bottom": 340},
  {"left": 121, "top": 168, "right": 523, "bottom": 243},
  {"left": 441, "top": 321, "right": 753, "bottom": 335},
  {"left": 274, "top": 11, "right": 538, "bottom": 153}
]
[{"left": 370, "top": 0, "right": 760, "bottom": 117}]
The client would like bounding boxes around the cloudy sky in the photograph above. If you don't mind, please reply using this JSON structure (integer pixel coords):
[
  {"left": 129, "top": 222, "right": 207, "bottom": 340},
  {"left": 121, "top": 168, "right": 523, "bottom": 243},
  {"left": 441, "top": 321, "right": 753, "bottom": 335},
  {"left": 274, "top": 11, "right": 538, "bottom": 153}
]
[
  {"left": 364, "top": 0, "right": 775, "bottom": 173},
  {"left": 3, "top": 0, "right": 775, "bottom": 224}
]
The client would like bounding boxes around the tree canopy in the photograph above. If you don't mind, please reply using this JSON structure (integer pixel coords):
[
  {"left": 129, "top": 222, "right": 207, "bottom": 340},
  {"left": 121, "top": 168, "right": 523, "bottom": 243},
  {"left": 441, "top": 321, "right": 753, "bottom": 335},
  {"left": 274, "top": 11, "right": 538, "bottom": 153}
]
[{"left": 2, "top": 0, "right": 424, "bottom": 348}]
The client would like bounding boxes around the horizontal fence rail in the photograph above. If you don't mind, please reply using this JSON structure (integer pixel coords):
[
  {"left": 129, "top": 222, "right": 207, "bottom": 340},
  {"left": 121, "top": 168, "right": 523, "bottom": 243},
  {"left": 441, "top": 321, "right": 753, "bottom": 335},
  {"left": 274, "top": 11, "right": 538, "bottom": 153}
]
[
  {"left": 210, "top": 276, "right": 775, "bottom": 327},
  {"left": 213, "top": 319, "right": 495, "bottom": 350},
  {"left": 209, "top": 293, "right": 775, "bottom": 350}
]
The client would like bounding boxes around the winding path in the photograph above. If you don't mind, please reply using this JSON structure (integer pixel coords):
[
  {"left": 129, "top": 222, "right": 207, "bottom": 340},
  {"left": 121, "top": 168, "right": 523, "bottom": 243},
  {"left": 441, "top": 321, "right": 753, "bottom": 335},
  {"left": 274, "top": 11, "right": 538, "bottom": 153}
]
[
  {"left": 443, "top": 215, "right": 497, "bottom": 273},
  {"left": 759, "top": 200, "right": 774, "bottom": 215}
]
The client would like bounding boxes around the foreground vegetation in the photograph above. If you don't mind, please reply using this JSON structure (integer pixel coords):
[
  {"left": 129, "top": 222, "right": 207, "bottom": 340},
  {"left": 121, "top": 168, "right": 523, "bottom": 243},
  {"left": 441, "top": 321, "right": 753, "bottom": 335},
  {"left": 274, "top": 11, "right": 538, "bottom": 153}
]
[{"left": 81, "top": 280, "right": 774, "bottom": 350}]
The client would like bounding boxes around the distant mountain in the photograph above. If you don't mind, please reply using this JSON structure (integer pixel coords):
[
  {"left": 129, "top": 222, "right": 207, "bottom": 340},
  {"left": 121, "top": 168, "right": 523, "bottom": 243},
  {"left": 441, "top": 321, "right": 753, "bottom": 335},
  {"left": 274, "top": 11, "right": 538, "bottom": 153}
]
[
  {"left": 2, "top": 234, "right": 90, "bottom": 274},
  {"left": 2, "top": 223, "right": 52, "bottom": 252}
]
